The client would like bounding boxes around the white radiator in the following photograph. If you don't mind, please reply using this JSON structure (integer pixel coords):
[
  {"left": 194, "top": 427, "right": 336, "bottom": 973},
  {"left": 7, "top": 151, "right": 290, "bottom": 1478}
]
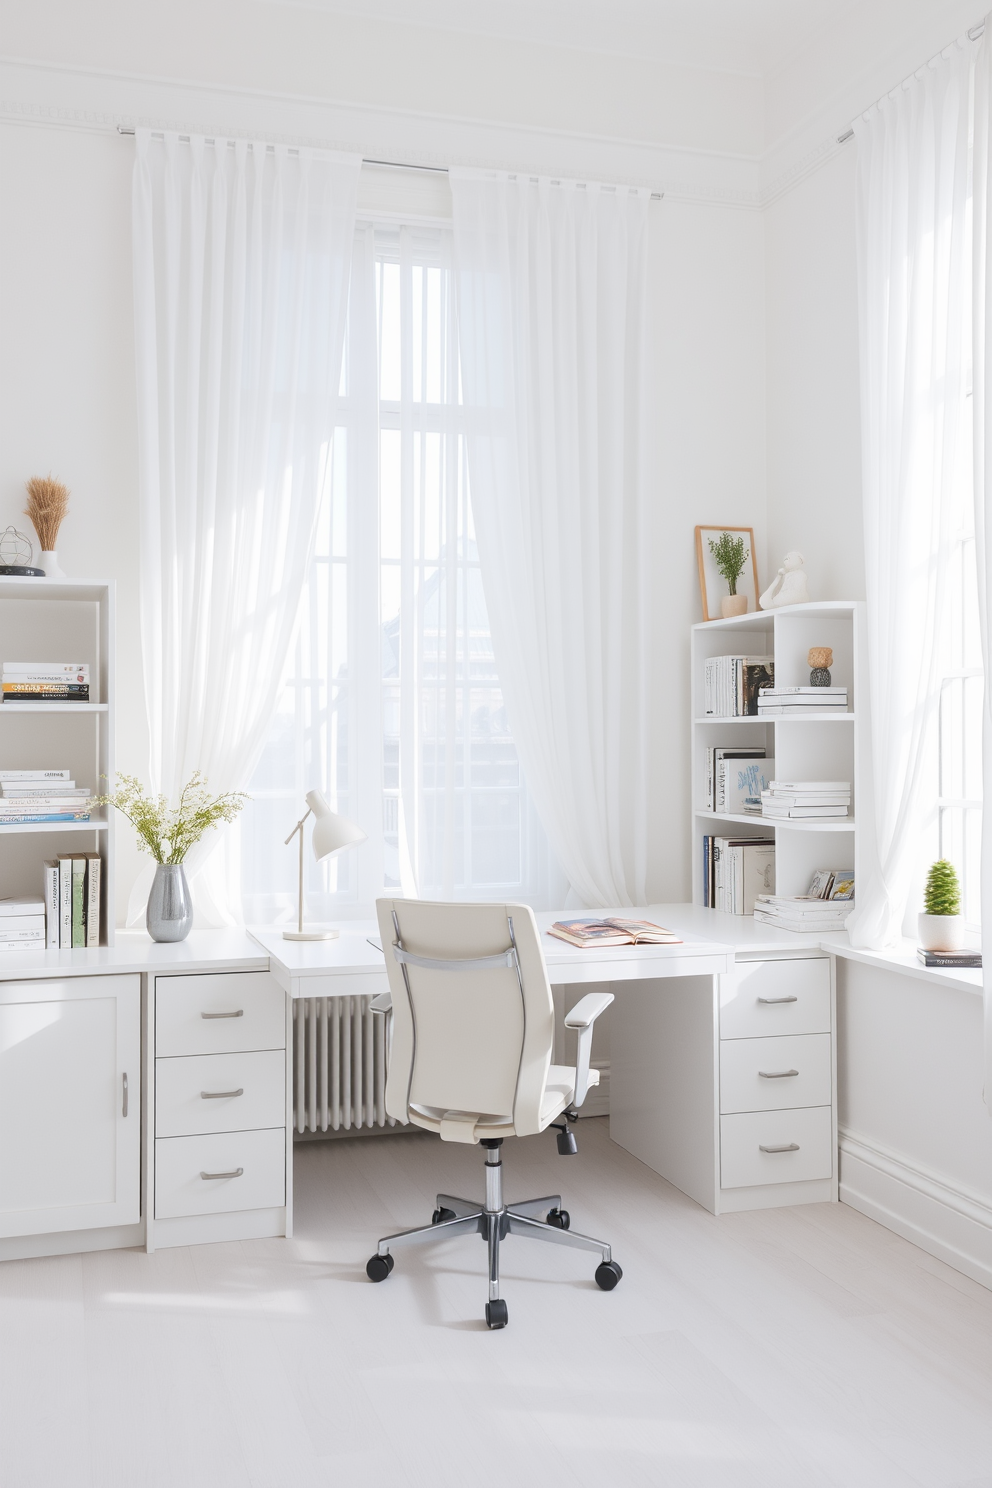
[{"left": 292, "top": 995, "right": 396, "bottom": 1135}]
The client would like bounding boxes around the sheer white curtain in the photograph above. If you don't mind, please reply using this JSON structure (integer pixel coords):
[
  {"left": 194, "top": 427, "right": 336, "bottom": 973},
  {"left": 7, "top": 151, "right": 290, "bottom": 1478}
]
[
  {"left": 132, "top": 130, "right": 359, "bottom": 922},
  {"left": 450, "top": 171, "right": 652, "bottom": 907},
  {"left": 972, "top": 23, "right": 992, "bottom": 1102},
  {"left": 847, "top": 43, "right": 973, "bottom": 949}
]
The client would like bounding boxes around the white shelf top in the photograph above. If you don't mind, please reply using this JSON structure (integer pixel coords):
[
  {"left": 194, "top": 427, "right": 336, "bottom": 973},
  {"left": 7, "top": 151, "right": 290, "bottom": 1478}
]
[
  {"left": 0, "top": 703, "right": 107, "bottom": 713},
  {"left": 692, "top": 599, "right": 862, "bottom": 633},
  {"left": 695, "top": 810, "right": 855, "bottom": 832},
  {"left": 0, "top": 820, "right": 107, "bottom": 834},
  {"left": 694, "top": 714, "right": 853, "bottom": 724},
  {"left": 0, "top": 576, "right": 112, "bottom": 601},
  {"left": 0, "top": 929, "right": 267, "bottom": 981}
]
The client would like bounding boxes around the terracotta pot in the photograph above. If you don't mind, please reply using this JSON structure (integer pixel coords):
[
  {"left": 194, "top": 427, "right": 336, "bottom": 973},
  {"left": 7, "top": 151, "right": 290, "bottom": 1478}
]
[
  {"left": 918, "top": 912, "right": 964, "bottom": 952},
  {"left": 721, "top": 594, "right": 748, "bottom": 618}
]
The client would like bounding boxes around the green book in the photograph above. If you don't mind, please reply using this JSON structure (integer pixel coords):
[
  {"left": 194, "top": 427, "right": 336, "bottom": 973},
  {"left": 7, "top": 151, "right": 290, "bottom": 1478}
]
[{"left": 71, "top": 857, "right": 86, "bottom": 948}]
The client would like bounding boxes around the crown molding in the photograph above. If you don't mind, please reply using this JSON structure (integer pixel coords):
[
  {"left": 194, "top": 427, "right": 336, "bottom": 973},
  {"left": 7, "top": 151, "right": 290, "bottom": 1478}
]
[{"left": 0, "top": 56, "right": 858, "bottom": 211}]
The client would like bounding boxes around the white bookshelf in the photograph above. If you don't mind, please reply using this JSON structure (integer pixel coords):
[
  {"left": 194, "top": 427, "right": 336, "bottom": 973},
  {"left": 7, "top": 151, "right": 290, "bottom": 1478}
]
[
  {"left": 0, "top": 577, "right": 115, "bottom": 946},
  {"left": 691, "top": 600, "right": 865, "bottom": 909}
]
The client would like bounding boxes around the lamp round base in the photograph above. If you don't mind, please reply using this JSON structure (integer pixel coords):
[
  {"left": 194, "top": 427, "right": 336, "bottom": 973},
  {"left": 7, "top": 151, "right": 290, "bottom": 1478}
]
[{"left": 282, "top": 928, "right": 340, "bottom": 942}]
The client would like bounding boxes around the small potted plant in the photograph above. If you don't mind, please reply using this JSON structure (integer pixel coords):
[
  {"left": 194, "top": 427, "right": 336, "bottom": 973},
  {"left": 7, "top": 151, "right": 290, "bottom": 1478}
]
[
  {"left": 97, "top": 772, "right": 248, "bottom": 942},
  {"left": 919, "top": 859, "right": 965, "bottom": 952},
  {"left": 708, "top": 531, "right": 750, "bottom": 617}
]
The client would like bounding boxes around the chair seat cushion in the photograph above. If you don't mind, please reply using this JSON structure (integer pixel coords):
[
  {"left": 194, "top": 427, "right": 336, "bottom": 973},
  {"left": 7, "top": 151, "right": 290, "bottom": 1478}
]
[{"left": 406, "top": 1065, "right": 599, "bottom": 1142}]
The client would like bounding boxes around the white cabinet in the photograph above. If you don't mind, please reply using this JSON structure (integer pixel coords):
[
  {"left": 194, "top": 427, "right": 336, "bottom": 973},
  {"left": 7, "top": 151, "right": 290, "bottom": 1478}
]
[
  {"left": 149, "top": 969, "right": 289, "bottom": 1249},
  {"left": 0, "top": 974, "right": 139, "bottom": 1238}
]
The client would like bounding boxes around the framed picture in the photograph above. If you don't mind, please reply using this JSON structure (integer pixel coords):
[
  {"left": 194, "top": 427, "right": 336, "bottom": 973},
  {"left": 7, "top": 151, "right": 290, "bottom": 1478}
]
[{"left": 695, "top": 526, "right": 759, "bottom": 622}]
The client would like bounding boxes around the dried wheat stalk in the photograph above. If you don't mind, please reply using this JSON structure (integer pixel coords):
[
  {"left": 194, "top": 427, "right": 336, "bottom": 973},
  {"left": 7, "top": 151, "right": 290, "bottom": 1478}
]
[{"left": 24, "top": 475, "right": 70, "bottom": 552}]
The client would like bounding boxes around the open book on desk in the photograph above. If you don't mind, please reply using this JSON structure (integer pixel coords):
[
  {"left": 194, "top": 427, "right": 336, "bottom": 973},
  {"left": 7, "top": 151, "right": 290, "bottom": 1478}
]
[{"left": 547, "top": 917, "right": 682, "bottom": 948}]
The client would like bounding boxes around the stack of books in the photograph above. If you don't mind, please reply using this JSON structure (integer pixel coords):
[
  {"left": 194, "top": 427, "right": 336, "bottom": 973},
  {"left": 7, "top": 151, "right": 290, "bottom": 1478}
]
[
  {"left": 2, "top": 661, "right": 90, "bottom": 704},
  {"left": 754, "top": 868, "right": 854, "bottom": 932},
  {"left": 757, "top": 685, "right": 848, "bottom": 716},
  {"left": 0, "top": 769, "right": 91, "bottom": 825},
  {"left": 702, "top": 835, "right": 775, "bottom": 913},
  {"left": 918, "top": 948, "right": 981, "bottom": 969},
  {"left": 0, "top": 895, "right": 47, "bottom": 951},
  {"left": 761, "top": 780, "right": 851, "bottom": 820},
  {"left": 43, "top": 855, "right": 102, "bottom": 948},
  {"left": 703, "top": 656, "right": 774, "bottom": 717}
]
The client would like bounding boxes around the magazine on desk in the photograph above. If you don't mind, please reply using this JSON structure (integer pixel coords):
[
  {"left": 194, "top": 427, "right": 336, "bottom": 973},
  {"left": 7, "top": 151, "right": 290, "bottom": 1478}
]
[{"left": 547, "top": 917, "right": 683, "bottom": 948}]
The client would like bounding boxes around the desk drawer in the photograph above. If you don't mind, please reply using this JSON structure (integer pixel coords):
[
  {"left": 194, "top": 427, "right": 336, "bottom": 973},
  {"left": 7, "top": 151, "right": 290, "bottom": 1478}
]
[
  {"left": 156, "top": 1050, "right": 285, "bottom": 1138},
  {"left": 155, "top": 1127, "right": 285, "bottom": 1218},
  {"left": 719, "top": 959, "right": 830, "bottom": 1040},
  {"left": 156, "top": 972, "right": 285, "bottom": 1057},
  {"left": 720, "top": 1033, "right": 831, "bottom": 1114},
  {"left": 720, "top": 1107, "right": 833, "bottom": 1189}
]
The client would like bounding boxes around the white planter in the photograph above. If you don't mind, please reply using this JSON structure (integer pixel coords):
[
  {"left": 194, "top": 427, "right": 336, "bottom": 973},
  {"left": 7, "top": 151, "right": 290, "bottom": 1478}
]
[
  {"left": 40, "top": 550, "right": 65, "bottom": 578},
  {"left": 918, "top": 913, "right": 965, "bottom": 952}
]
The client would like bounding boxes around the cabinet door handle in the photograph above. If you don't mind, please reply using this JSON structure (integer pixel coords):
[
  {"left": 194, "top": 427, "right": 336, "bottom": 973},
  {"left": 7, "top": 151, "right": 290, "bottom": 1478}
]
[
  {"left": 200, "top": 1168, "right": 244, "bottom": 1180},
  {"left": 759, "top": 1143, "right": 800, "bottom": 1153},
  {"left": 200, "top": 1088, "right": 244, "bottom": 1099},
  {"left": 757, "top": 995, "right": 798, "bottom": 1004},
  {"left": 758, "top": 1069, "right": 799, "bottom": 1079},
  {"left": 122, "top": 1072, "right": 129, "bottom": 1117},
  {"left": 200, "top": 1009, "right": 244, "bottom": 1019}
]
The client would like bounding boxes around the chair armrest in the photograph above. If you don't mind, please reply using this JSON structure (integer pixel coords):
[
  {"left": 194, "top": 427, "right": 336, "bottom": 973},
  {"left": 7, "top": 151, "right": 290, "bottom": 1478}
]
[
  {"left": 370, "top": 993, "right": 392, "bottom": 1015},
  {"left": 564, "top": 991, "right": 614, "bottom": 1029},
  {"left": 564, "top": 992, "right": 614, "bottom": 1109}
]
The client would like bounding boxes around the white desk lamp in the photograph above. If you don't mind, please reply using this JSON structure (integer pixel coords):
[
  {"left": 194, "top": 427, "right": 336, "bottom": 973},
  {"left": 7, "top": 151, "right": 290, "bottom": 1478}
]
[{"left": 283, "top": 789, "right": 366, "bottom": 941}]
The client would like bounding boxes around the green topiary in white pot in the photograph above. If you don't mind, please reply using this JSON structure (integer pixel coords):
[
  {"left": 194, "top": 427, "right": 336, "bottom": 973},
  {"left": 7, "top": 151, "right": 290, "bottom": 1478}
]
[{"left": 918, "top": 859, "right": 964, "bottom": 952}]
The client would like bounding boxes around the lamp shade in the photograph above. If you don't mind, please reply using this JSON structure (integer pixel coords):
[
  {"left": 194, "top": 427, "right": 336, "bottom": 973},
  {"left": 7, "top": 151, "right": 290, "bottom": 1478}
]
[{"left": 305, "top": 790, "right": 367, "bottom": 862}]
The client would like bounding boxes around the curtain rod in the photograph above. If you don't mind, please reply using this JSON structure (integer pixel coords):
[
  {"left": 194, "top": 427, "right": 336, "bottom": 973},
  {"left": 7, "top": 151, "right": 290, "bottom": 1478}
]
[
  {"left": 116, "top": 130, "right": 663, "bottom": 198},
  {"left": 837, "top": 20, "right": 986, "bottom": 143}
]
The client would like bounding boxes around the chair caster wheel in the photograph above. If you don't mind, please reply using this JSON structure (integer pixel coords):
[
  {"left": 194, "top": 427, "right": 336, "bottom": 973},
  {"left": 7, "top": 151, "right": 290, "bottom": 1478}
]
[
  {"left": 547, "top": 1207, "right": 570, "bottom": 1230},
  {"left": 595, "top": 1260, "right": 623, "bottom": 1291},
  {"left": 366, "top": 1253, "right": 394, "bottom": 1282},
  {"left": 432, "top": 1207, "right": 456, "bottom": 1224},
  {"left": 485, "top": 1299, "right": 508, "bottom": 1329}
]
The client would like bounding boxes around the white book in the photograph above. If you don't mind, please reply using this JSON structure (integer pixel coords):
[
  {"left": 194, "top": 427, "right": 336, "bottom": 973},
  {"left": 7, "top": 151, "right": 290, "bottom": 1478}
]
[
  {"left": 2, "top": 784, "right": 81, "bottom": 796},
  {"left": 769, "top": 781, "right": 850, "bottom": 792},
  {"left": 724, "top": 758, "right": 775, "bottom": 816},
  {"left": 0, "top": 939, "right": 46, "bottom": 951},
  {"left": 0, "top": 769, "right": 70, "bottom": 781},
  {"left": 758, "top": 705, "right": 849, "bottom": 715},
  {"left": 762, "top": 805, "right": 849, "bottom": 818},
  {"left": 85, "top": 854, "right": 101, "bottom": 947},
  {"left": 58, "top": 856, "right": 73, "bottom": 949},
  {"left": 760, "top": 686, "right": 847, "bottom": 696},
  {"left": 43, "top": 861, "right": 59, "bottom": 948},
  {"left": 0, "top": 895, "right": 45, "bottom": 917},
  {"left": 0, "top": 915, "right": 47, "bottom": 932},
  {"left": 2, "top": 663, "right": 89, "bottom": 674},
  {"left": 753, "top": 912, "right": 849, "bottom": 933},
  {"left": 0, "top": 927, "right": 46, "bottom": 942},
  {"left": 0, "top": 796, "right": 91, "bottom": 809}
]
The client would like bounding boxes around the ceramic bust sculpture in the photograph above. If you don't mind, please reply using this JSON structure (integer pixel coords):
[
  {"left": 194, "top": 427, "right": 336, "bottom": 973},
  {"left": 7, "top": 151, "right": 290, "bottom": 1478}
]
[{"left": 759, "top": 551, "right": 810, "bottom": 610}]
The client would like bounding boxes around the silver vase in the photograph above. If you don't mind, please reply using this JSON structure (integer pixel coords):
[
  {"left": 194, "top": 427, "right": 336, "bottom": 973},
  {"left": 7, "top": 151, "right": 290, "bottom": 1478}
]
[{"left": 146, "top": 862, "right": 193, "bottom": 943}]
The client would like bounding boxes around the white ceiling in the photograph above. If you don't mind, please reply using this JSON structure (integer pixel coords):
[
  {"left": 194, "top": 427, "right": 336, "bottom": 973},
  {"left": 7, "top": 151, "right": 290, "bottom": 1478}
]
[{"left": 264, "top": 0, "right": 862, "bottom": 77}]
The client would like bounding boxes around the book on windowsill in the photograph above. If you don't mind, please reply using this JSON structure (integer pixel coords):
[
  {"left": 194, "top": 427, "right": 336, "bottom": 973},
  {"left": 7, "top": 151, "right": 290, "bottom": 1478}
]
[
  {"left": 917, "top": 949, "right": 982, "bottom": 968},
  {"left": 547, "top": 917, "right": 682, "bottom": 948}
]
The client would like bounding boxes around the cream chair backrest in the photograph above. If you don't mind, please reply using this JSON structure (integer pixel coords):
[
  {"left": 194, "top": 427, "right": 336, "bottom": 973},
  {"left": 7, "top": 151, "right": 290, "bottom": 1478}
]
[{"left": 375, "top": 899, "right": 555, "bottom": 1136}]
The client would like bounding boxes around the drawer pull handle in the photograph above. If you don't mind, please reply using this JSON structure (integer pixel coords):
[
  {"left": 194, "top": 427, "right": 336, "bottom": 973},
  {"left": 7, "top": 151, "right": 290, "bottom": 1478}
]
[
  {"left": 759, "top": 1143, "right": 800, "bottom": 1154},
  {"left": 200, "top": 1168, "right": 244, "bottom": 1180},
  {"left": 757, "top": 995, "right": 798, "bottom": 1004},
  {"left": 201, "top": 1009, "right": 244, "bottom": 1019},
  {"left": 122, "top": 1072, "right": 129, "bottom": 1118},
  {"left": 201, "top": 1088, "right": 244, "bottom": 1099},
  {"left": 758, "top": 1069, "right": 799, "bottom": 1079}
]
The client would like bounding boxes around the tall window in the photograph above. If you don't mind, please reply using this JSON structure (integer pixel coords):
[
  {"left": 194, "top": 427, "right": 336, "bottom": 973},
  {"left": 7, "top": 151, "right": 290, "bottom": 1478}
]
[
  {"left": 238, "top": 223, "right": 562, "bottom": 923},
  {"left": 935, "top": 530, "right": 983, "bottom": 926}
]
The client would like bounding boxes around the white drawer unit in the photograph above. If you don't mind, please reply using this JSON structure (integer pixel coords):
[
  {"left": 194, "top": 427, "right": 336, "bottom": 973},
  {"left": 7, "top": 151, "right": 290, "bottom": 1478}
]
[
  {"left": 150, "top": 969, "right": 290, "bottom": 1249},
  {"left": 720, "top": 1106, "right": 834, "bottom": 1189},
  {"left": 720, "top": 1033, "right": 831, "bottom": 1114},
  {"left": 155, "top": 1128, "right": 286, "bottom": 1218},
  {"left": 156, "top": 971, "right": 286, "bottom": 1057},
  {"left": 719, "top": 957, "right": 831, "bottom": 1040},
  {"left": 156, "top": 1050, "right": 286, "bottom": 1138}
]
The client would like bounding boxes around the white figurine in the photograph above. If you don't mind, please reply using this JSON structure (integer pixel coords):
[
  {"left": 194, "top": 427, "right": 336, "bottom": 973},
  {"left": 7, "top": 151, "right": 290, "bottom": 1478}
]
[{"left": 759, "top": 551, "right": 810, "bottom": 609}]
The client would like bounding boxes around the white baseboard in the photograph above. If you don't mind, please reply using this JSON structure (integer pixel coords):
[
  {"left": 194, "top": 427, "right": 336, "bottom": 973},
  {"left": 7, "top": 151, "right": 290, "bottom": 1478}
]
[
  {"left": 840, "top": 1129, "right": 992, "bottom": 1291},
  {"left": 0, "top": 1220, "right": 145, "bottom": 1262}
]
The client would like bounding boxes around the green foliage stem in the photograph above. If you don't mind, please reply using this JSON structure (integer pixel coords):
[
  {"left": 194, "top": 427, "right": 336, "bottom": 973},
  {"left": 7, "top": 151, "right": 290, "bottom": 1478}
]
[
  {"left": 923, "top": 859, "right": 961, "bottom": 916},
  {"left": 94, "top": 771, "right": 248, "bottom": 865},
  {"left": 708, "top": 531, "right": 749, "bottom": 595}
]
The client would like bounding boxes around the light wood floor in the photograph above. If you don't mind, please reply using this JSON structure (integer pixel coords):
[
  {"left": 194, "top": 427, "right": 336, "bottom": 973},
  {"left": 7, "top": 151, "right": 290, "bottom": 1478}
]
[{"left": 2, "top": 1118, "right": 992, "bottom": 1488}]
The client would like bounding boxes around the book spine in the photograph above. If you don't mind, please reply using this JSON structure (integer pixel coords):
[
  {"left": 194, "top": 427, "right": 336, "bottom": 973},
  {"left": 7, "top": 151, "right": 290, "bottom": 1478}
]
[
  {"left": 2, "top": 663, "right": 89, "bottom": 674},
  {"left": 0, "top": 941, "right": 46, "bottom": 952},
  {"left": 2, "top": 693, "right": 91, "bottom": 702},
  {"left": 0, "top": 769, "right": 70, "bottom": 780},
  {"left": 71, "top": 860, "right": 86, "bottom": 948},
  {"left": 0, "top": 928, "right": 46, "bottom": 942},
  {"left": 0, "top": 814, "right": 91, "bottom": 824},
  {"left": 59, "top": 858, "right": 72, "bottom": 948},
  {"left": 85, "top": 856, "right": 101, "bottom": 947},
  {"left": 1, "top": 682, "right": 90, "bottom": 693},
  {"left": 44, "top": 861, "right": 59, "bottom": 948}
]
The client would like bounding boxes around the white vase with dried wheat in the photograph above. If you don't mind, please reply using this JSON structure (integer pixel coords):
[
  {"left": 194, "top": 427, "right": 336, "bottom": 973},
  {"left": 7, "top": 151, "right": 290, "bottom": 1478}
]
[{"left": 24, "top": 475, "right": 69, "bottom": 579}]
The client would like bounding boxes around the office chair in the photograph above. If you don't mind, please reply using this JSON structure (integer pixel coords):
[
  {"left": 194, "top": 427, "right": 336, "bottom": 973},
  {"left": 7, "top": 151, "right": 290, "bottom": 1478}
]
[{"left": 365, "top": 899, "right": 621, "bottom": 1329}]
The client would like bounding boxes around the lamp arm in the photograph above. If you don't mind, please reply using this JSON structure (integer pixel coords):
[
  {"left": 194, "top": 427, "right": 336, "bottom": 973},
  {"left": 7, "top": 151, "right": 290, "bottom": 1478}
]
[{"left": 283, "top": 806, "right": 312, "bottom": 848}]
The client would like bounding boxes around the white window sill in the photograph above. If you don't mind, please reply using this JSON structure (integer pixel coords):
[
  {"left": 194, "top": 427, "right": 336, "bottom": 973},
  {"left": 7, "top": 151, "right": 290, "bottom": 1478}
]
[{"left": 820, "top": 934, "right": 983, "bottom": 995}]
